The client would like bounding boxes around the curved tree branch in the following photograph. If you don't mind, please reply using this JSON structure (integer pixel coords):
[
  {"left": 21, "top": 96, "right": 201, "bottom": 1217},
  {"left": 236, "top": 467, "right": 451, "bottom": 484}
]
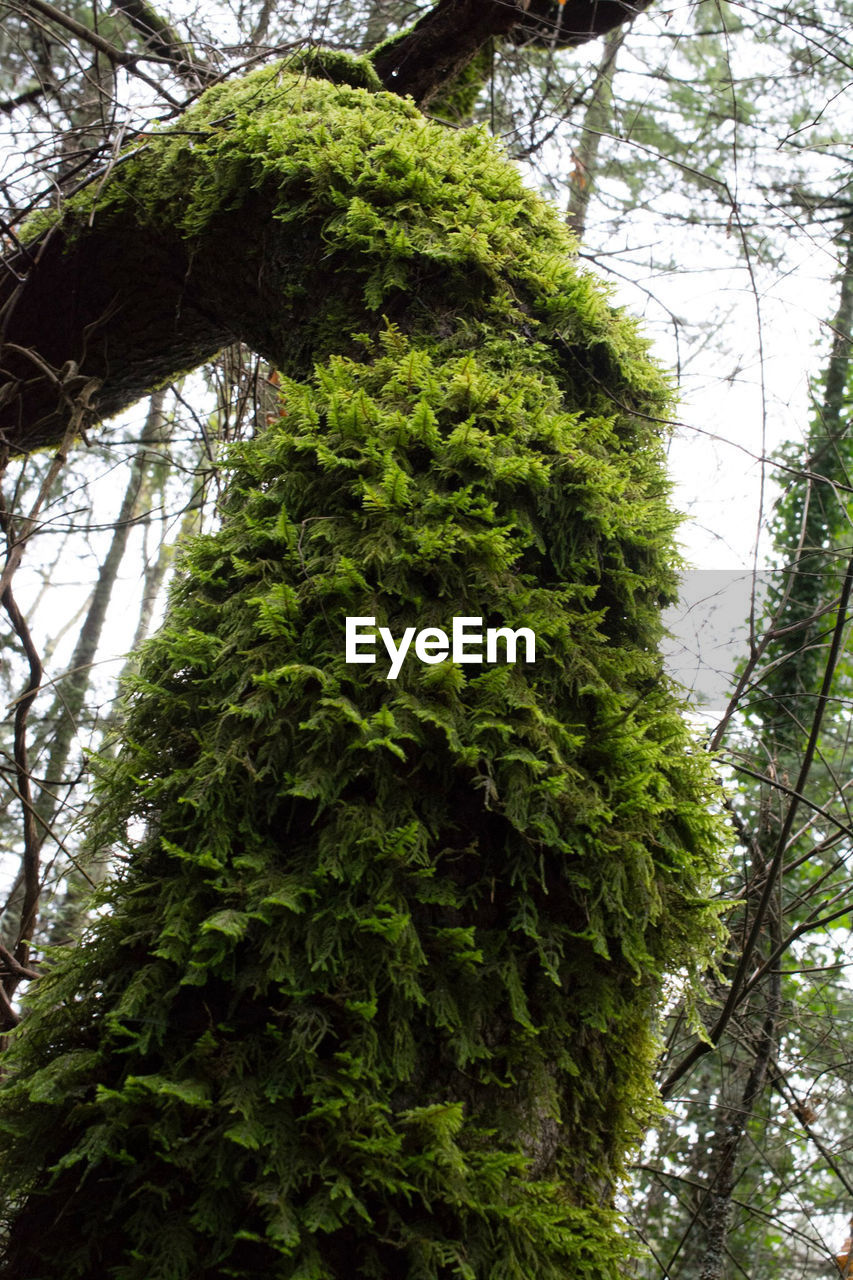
[
  {"left": 371, "top": 0, "right": 531, "bottom": 105},
  {"left": 0, "top": 49, "right": 636, "bottom": 456},
  {"left": 511, "top": 0, "right": 654, "bottom": 49},
  {"left": 370, "top": 0, "right": 653, "bottom": 106},
  {"left": 0, "top": 0, "right": 663, "bottom": 456}
]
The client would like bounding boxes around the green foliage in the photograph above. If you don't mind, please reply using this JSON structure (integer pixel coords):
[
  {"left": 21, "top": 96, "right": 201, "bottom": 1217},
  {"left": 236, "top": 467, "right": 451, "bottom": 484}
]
[{"left": 0, "top": 62, "right": 724, "bottom": 1279}]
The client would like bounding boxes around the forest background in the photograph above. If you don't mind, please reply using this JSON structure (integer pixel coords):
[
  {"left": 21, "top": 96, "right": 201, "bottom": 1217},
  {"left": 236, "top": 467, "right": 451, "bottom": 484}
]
[{"left": 1, "top": 0, "right": 853, "bottom": 1275}]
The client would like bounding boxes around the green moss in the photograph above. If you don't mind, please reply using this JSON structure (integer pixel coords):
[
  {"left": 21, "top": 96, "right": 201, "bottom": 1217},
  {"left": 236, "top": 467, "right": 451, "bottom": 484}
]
[
  {"left": 18, "top": 204, "right": 61, "bottom": 243},
  {"left": 286, "top": 47, "right": 383, "bottom": 92},
  {"left": 0, "top": 62, "right": 725, "bottom": 1280},
  {"left": 429, "top": 45, "right": 493, "bottom": 123}
]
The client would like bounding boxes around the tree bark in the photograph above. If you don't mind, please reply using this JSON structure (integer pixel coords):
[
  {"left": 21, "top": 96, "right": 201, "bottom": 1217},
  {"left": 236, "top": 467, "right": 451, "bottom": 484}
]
[
  {"left": 511, "top": 0, "right": 654, "bottom": 49},
  {"left": 371, "top": 0, "right": 654, "bottom": 106},
  {"left": 370, "top": 0, "right": 532, "bottom": 106},
  {"left": 0, "top": 198, "right": 290, "bottom": 453}
]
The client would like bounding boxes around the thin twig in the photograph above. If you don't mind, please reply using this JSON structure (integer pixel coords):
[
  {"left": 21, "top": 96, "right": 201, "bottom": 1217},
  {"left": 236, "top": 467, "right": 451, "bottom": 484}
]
[{"left": 2, "top": 585, "right": 43, "bottom": 982}]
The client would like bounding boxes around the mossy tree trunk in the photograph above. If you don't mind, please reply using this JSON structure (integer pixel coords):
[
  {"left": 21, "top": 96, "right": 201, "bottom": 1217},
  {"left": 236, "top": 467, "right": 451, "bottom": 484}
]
[{"left": 0, "top": 55, "right": 722, "bottom": 1280}]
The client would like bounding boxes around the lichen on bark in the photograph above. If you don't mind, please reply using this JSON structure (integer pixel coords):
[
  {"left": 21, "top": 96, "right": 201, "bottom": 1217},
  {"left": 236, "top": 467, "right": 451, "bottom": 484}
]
[{"left": 0, "top": 57, "right": 724, "bottom": 1280}]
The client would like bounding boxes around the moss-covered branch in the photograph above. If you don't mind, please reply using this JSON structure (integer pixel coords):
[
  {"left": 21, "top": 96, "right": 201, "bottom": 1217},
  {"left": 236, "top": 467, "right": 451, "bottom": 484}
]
[
  {"left": 0, "top": 0, "right": 662, "bottom": 457},
  {"left": 0, "top": 51, "right": 646, "bottom": 454}
]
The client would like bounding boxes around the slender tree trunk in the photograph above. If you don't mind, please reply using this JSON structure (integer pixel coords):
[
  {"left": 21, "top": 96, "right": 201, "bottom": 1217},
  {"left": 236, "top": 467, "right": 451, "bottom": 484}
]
[
  {"left": 763, "top": 217, "right": 853, "bottom": 746},
  {"left": 37, "top": 393, "right": 169, "bottom": 814},
  {"left": 694, "top": 994, "right": 780, "bottom": 1280},
  {"left": 566, "top": 27, "right": 624, "bottom": 240},
  {"left": 0, "top": 394, "right": 169, "bottom": 955},
  {"left": 682, "top": 839, "right": 783, "bottom": 1280}
]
